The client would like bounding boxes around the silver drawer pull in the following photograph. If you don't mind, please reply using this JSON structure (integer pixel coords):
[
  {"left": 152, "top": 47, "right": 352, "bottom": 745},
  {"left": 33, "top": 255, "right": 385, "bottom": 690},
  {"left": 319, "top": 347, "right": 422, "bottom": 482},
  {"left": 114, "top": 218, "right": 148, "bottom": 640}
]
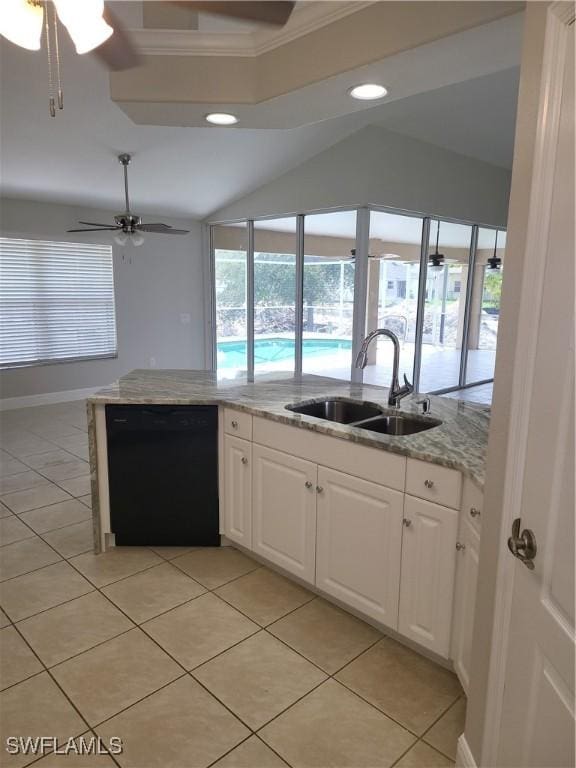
[
  {"left": 241, "top": 457, "right": 248, "bottom": 465},
  {"left": 403, "top": 518, "right": 412, "bottom": 527},
  {"left": 305, "top": 481, "right": 313, "bottom": 489},
  {"left": 470, "top": 507, "right": 481, "bottom": 518},
  {"left": 231, "top": 420, "right": 239, "bottom": 429},
  {"left": 424, "top": 479, "right": 434, "bottom": 489},
  {"left": 456, "top": 542, "right": 466, "bottom": 551}
]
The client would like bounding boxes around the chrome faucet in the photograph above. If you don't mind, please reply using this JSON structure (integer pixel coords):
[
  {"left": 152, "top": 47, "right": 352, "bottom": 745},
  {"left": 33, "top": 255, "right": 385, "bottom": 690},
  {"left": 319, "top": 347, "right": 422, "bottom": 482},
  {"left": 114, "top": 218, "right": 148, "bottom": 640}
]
[{"left": 355, "top": 328, "right": 414, "bottom": 407}]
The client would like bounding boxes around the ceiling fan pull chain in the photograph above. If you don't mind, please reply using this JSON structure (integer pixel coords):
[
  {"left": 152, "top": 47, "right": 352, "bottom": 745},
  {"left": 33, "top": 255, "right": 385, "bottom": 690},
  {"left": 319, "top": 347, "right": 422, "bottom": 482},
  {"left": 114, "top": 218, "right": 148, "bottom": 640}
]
[
  {"left": 43, "top": 0, "right": 55, "bottom": 117},
  {"left": 52, "top": 3, "right": 64, "bottom": 110}
]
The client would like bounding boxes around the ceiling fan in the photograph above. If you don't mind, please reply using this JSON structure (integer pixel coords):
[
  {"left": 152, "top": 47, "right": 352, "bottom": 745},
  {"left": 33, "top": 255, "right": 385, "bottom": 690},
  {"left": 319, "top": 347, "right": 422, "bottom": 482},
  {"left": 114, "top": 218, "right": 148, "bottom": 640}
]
[
  {"left": 1, "top": 1, "right": 295, "bottom": 114},
  {"left": 67, "top": 154, "right": 190, "bottom": 247}
]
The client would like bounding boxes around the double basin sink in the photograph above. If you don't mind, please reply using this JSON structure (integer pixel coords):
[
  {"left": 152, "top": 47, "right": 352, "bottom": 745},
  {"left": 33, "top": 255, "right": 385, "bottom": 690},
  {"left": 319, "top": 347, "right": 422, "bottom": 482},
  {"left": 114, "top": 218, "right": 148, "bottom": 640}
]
[{"left": 286, "top": 398, "right": 441, "bottom": 436}]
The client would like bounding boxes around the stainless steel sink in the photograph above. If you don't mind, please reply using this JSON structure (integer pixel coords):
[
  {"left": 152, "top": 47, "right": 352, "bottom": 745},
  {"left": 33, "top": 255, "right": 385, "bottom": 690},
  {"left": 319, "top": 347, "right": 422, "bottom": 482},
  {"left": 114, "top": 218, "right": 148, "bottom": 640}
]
[
  {"left": 286, "top": 398, "right": 384, "bottom": 424},
  {"left": 354, "top": 415, "right": 442, "bottom": 436}
]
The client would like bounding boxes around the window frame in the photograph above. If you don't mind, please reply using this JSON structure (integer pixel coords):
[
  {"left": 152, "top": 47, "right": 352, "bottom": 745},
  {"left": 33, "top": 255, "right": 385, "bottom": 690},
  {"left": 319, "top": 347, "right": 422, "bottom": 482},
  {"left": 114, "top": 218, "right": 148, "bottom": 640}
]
[
  {"left": 208, "top": 206, "right": 504, "bottom": 395},
  {"left": 0, "top": 232, "right": 118, "bottom": 370}
]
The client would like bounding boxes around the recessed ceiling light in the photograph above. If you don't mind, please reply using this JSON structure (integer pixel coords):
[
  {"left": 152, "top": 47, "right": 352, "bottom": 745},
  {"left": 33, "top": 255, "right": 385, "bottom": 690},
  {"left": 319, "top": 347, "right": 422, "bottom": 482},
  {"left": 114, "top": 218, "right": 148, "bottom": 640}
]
[
  {"left": 349, "top": 83, "right": 388, "bottom": 101},
  {"left": 205, "top": 112, "right": 238, "bottom": 126}
]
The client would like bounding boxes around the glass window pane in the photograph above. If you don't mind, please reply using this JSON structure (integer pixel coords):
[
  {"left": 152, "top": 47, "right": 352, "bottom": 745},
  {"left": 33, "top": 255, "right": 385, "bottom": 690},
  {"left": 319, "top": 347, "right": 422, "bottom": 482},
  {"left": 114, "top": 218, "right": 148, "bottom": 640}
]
[
  {"left": 363, "top": 210, "right": 423, "bottom": 387},
  {"left": 420, "top": 220, "right": 472, "bottom": 392},
  {"left": 214, "top": 223, "right": 247, "bottom": 380},
  {"left": 301, "top": 211, "right": 357, "bottom": 380},
  {"left": 253, "top": 218, "right": 297, "bottom": 376},
  {"left": 466, "top": 228, "right": 506, "bottom": 384}
]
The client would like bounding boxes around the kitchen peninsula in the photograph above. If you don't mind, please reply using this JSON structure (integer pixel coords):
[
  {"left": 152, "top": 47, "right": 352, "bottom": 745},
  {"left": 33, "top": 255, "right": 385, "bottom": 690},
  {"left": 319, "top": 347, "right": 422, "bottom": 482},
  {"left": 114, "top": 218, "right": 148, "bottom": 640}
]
[{"left": 87, "top": 369, "right": 489, "bottom": 675}]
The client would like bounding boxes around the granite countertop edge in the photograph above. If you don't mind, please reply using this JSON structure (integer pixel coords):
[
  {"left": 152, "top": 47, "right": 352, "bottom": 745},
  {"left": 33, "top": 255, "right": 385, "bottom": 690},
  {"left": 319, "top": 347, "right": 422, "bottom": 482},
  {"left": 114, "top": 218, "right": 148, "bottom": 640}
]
[{"left": 88, "top": 370, "right": 489, "bottom": 491}]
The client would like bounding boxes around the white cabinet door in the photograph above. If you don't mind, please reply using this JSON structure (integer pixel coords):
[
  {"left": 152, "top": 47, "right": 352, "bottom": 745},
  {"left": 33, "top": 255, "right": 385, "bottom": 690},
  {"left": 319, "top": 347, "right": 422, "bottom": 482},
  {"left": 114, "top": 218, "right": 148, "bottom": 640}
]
[
  {"left": 252, "top": 444, "right": 317, "bottom": 584},
  {"left": 223, "top": 435, "right": 252, "bottom": 548},
  {"left": 399, "top": 495, "right": 459, "bottom": 657},
  {"left": 451, "top": 516, "right": 481, "bottom": 693},
  {"left": 316, "top": 467, "right": 403, "bottom": 629}
]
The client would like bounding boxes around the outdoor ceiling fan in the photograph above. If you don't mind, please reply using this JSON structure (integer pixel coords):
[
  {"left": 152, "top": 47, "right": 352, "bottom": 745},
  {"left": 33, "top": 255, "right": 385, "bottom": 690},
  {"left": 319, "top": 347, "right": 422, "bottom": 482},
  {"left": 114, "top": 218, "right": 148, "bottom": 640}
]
[
  {"left": 1, "top": 1, "right": 295, "bottom": 115},
  {"left": 67, "top": 154, "right": 190, "bottom": 247}
]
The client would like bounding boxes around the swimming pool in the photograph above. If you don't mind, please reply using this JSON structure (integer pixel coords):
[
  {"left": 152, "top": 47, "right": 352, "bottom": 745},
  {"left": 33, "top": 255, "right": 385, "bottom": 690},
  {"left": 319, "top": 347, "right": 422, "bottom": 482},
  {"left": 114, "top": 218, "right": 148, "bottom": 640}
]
[{"left": 217, "top": 337, "right": 352, "bottom": 368}]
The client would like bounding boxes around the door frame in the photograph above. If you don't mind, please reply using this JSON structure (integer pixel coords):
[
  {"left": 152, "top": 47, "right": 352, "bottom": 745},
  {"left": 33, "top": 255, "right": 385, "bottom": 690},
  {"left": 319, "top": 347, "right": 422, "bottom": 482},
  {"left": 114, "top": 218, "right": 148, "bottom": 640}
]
[{"left": 473, "top": 4, "right": 575, "bottom": 765}]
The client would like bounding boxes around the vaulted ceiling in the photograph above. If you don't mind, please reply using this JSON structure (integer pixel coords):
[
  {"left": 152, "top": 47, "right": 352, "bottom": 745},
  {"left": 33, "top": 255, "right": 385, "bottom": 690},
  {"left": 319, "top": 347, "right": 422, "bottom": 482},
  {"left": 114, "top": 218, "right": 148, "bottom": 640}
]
[{"left": 0, "top": 2, "right": 522, "bottom": 220}]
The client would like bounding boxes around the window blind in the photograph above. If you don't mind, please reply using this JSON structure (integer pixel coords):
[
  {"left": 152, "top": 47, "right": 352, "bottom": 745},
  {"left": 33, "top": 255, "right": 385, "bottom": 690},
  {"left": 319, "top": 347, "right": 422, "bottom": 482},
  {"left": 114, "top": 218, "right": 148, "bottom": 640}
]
[{"left": 0, "top": 237, "right": 118, "bottom": 369}]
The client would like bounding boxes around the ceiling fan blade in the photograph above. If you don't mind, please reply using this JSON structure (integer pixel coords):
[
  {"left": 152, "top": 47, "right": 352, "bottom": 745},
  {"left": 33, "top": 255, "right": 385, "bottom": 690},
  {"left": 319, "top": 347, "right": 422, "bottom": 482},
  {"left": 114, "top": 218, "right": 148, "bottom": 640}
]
[
  {"left": 171, "top": 2, "right": 295, "bottom": 26},
  {"left": 67, "top": 227, "right": 121, "bottom": 232},
  {"left": 92, "top": 6, "right": 142, "bottom": 71},
  {"left": 138, "top": 223, "right": 190, "bottom": 234},
  {"left": 78, "top": 221, "right": 115, "bottom": 227}
]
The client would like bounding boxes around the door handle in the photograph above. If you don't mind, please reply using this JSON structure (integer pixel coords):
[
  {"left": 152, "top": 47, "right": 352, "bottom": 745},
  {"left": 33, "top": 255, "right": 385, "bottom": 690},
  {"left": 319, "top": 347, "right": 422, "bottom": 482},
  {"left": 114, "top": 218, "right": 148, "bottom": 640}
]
[{"left": 507, "top": 517, "right": 537, "bottom": 570}]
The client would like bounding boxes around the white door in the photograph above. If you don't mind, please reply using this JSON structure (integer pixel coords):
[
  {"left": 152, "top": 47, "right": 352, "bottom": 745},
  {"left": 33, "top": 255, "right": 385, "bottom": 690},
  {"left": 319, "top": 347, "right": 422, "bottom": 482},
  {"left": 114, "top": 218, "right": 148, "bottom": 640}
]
[
  {"left": 223, "top": 434, "right": 252, "bottom": 548},
  {"left": 316, "top": 467, "right": 403, "bottom": 629},
  {"left": 399, "top": 495, "right": 459, "bottom": 657},
  {"left": 451, "top": 516, "right": 480, "bottom": 694},
  {"left": 493, "top": 17, "right": 575, "bottom": 767},
  {"left": 252, "top": 444, "right": 317, "bottom": 584}
]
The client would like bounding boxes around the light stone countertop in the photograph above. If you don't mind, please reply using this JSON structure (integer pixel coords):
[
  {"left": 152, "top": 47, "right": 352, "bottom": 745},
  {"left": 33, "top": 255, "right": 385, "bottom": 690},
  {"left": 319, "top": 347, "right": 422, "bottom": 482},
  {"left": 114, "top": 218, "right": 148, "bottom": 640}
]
[{"left": 89, "top": 369, "right": 490, "bottom": 490}]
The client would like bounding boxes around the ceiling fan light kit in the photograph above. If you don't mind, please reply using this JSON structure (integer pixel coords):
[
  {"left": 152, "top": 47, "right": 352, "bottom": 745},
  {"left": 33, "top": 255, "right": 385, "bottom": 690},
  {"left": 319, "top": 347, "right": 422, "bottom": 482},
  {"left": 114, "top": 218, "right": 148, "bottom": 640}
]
[
  {"left": 67, "top": 153, "right": 190, "bottom": 247},
  {"left": 0, "top": 0, "right": 44, "bottom": 50},
  {"left": 52, "top": 0, "right": 112, "bottom": 55}
]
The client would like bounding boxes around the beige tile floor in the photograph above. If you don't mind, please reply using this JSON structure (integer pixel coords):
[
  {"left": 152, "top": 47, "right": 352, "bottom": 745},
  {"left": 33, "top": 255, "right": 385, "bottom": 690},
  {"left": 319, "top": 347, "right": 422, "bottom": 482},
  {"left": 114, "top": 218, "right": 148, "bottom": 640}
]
[{"left": 0, "top": 401, "right": 466, "bottom": 768}]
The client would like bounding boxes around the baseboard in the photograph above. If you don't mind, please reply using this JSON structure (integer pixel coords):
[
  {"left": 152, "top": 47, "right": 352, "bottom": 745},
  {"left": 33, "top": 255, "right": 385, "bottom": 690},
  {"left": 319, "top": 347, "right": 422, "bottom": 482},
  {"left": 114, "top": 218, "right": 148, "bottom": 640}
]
[
  {"left": 0, "top": 387, "right": 98, "bottom": 411},
  {"left": 456, "top": 735, "right": 477, "bottom": 768}
]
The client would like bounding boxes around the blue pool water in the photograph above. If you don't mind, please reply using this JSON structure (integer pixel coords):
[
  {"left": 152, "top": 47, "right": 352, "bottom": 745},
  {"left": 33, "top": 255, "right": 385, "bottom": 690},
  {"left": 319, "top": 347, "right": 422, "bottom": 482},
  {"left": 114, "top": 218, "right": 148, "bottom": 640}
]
[{"left": 217, "top": 337, "right": 352, "bottom": 368}]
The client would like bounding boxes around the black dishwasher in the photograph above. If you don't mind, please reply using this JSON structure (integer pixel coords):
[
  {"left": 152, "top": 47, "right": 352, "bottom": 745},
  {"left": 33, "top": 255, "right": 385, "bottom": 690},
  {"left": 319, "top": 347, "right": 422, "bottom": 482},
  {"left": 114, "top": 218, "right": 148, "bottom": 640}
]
[{"left": 106, "top": 405, "right": 219, "bottom": 546}]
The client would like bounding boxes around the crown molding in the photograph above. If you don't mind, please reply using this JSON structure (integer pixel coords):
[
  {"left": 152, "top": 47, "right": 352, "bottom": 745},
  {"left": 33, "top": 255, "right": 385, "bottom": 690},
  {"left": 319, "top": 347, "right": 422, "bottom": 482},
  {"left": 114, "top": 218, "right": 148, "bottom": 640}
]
[
  {"left": 128, "top": 29, "right": 255, "bottom": 57},
  {"left": 129, "top": 1, "right": 376, "bottom": 58},
  {"left": 253, "top": 1, "right": 376, "bottom": 54}
]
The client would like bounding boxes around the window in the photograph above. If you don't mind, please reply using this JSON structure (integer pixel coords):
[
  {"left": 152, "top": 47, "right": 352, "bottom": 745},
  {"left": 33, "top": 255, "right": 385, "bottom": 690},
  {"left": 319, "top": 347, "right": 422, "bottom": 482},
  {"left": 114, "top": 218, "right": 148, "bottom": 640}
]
[
  {"left": 211, "top": 209, "right": 505, "bottom": 402},
  {"left": 0, "top": 237, "right": 117, "bottom": 369}
]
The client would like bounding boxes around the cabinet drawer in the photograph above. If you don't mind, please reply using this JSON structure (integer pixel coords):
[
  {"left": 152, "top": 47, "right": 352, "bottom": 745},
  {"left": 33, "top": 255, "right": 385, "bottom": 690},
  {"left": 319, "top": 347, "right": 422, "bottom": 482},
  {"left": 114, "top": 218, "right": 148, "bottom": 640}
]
[
  {"left": 223, "top": 408, "right": 252, "bottom": 441},
  {"left": 461, "top": 477, "right": 483, "bottom": 533},
  {"left": 252, "top": 416, "right": 406, "bottom": 492},
  {"left": 406, "top": 458, "right": 462, "bottom": 510}
]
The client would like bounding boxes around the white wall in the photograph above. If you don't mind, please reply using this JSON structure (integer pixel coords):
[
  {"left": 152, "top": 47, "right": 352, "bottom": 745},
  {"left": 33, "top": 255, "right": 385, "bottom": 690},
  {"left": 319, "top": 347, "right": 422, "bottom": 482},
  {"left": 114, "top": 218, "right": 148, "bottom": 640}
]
[
  {"left": 208, "top": 125, "right": 512, "bottom": 227},
  {"left": 0, "top": 198, "right": 206, "bottom": 400}
]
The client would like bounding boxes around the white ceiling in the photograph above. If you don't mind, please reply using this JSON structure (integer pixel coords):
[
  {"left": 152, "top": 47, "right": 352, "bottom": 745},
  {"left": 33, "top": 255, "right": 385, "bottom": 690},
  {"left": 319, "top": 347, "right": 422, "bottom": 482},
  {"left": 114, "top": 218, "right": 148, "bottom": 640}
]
[
  {"left": 252, "top": 210, "right": 506, "bottom": 247},
  {"left": 376, "top": 67, "right": 520, "bottom": 169},
  {"left": 0, "top": 5, "right": 520, "bottom": 221}
]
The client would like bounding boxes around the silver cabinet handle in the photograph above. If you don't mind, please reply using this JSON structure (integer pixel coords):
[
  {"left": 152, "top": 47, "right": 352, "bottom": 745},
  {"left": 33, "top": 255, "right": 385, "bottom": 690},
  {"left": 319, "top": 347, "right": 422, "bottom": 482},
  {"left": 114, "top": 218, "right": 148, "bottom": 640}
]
[
  {"left": 424, "top": 479, "right": 434, "bottom": 489},
  {"left": 231, "top": 420, "right": 238, "bottom": 429},
  {"left": 402, "top": 518, "right": 412, "bottom": 527},
  {"left": 456, "top": 542, "right": 466, "bottom": 551},
  {"left": 316, "top": 485, "right": 324, "bottom": 493},
  {"left": 305, "top": 481, "right": 313, "bottom": 489},
  {"left": 241, "top": 457, "right": 248, "bottom": 465},
  {"left": 470, "top": 507, "right": 481, "bottom": 518}
]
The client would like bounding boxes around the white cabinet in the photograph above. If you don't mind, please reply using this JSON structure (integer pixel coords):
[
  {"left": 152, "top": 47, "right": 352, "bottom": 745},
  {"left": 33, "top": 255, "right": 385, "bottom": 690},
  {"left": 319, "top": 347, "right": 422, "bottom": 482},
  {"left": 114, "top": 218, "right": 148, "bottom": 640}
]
[
  {"left": 451, "top": 514, "right": 481, "bottom": 693},
  {"left": 223, "top": 435, "right": 252, "bottom": 548},
  {"left": 316, "top": 467, "right": 404, "bottom": 629},
  {"left": 399, "top": 495, "right": 459, "bottom": 657},
  {"left": 252, "top": 444, "right": 317, "bottom": 584}
]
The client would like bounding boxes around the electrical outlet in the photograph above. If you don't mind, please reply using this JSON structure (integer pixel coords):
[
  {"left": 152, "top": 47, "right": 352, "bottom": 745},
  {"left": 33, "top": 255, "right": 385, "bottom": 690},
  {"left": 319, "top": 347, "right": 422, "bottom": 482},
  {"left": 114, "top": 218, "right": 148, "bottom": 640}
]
[
  {"left": 179, "top": 313, "right": 191, "bottom": 325},
  {"left": 149, "top": 357, "right": 156, "bottom": 368}
]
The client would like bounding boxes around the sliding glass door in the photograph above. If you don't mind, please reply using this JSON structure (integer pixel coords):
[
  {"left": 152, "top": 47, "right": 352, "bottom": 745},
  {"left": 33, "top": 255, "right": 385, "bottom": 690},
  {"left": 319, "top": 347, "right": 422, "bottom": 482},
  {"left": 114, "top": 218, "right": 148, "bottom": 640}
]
[
  {"left": 465, "top": 227, "right": 505, "bottom": 384},
  {"left": 363, "top": 210, "right": 424, "bottom": 387},
  {"left": 419, "top": 220, "right": 472, "bottom": 392},
  {"left": 213, "top": 223, "right": 248, "bottom": 380},
  {"left": 301, "top": 210, "right": 357, "bottom": 380},
  {"left": 253, "top": 218, "right": 297, "bottom": 376},
  {"left": 211, "top": 208, "right": 505, "bottom": 401}
]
